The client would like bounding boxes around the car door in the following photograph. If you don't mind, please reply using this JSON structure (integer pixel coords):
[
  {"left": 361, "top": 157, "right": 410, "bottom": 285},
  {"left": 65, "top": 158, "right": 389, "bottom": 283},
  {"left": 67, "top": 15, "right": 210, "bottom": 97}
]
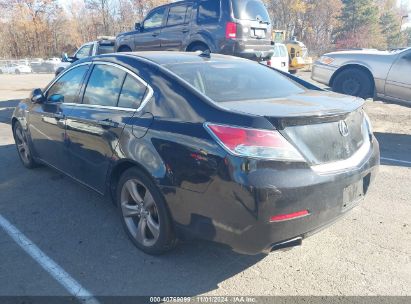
[
  {"left": 65, "top": 62, "right": 150, "bottom": 193},
  {"left": 159, "top": 3, "right": 193, "bottom": 51},
  {"left": 28, "top": 64, "right": 90, "bottom": 172},
  {"left": 385, "top": 49, "right": 411, "bottom": 102},
  {"left": 134, "top": 6, "right": 166, "bottom": 51}
]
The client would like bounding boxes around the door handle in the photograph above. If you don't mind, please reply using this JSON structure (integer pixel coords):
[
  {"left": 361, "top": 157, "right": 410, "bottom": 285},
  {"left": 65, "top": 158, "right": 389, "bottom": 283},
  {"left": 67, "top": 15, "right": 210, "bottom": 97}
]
[
  {"left": 152, "top": 32, "right": 160, "bottom": 37},
  {"left": 97, "top": 119, "right": 118, "bottom": 128}
]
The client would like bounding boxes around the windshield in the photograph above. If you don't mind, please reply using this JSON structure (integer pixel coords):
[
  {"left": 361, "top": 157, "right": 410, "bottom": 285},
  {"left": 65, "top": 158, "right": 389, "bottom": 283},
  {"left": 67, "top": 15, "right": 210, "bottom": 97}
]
[
  {"left": 165, "top": 60, "right": 304, "bottom": 102},
  {"left": 232, "top": 0, "right": 270, "bottom": 22}
]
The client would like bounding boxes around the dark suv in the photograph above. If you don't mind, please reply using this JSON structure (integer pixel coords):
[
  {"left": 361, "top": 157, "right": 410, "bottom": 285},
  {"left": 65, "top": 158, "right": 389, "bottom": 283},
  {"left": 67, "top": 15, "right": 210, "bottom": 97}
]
[{"left": 115, "top": 0, "right": 274, "bottom": 61}]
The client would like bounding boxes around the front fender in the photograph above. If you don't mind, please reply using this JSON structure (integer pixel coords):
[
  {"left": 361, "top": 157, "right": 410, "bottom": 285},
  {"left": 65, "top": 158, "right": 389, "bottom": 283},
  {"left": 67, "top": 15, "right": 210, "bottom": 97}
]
[{"left": 12, "top": 99, "right": 30, "bottom": 130}]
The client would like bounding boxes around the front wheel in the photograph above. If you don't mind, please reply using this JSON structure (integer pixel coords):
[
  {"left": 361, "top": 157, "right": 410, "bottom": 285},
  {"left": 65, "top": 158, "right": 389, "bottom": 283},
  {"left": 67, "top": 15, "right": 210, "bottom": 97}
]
[
  {"left": 13, "top": 122, "right": 38, "bottom": 168},
  {"left": 332, "top": 68, "right": 373, "bottom": 99},
  {"left": 117, "top": 168, "right": 177, "bottom": 255}
]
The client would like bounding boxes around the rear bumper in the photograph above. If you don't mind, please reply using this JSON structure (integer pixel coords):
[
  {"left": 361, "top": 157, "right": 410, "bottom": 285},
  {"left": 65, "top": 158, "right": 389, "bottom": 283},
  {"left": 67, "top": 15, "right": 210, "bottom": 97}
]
[
  {"left": 311, "top": 62, "right": 338, "bottom": 86},
  {"left": 171, "top": 136, "right": 380, "bottom": 255},
  {"left": 221, "top": 40, "right": 274, "bottom": 61}
]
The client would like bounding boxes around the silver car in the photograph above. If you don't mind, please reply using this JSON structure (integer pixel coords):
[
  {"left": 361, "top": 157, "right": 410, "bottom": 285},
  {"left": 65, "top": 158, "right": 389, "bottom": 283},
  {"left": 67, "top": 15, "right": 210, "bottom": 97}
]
[{"left": 311, "top": 47, "right": 411, "bottom": 103}]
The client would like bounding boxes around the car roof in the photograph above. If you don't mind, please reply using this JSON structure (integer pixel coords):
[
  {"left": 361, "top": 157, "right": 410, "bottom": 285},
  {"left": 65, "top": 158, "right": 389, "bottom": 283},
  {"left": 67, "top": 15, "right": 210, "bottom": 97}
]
[{"left": 118, "top": 51, "right": 248, "bottom": 66}]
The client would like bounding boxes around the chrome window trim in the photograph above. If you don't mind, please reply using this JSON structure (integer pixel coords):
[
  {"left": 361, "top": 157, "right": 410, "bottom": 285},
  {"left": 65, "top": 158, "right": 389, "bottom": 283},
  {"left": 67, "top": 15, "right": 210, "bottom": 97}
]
[
  {"left": 45, "top": 61, "right": 154, "bottom": 113},
  {"left": 63, "top": 103, "right": 136, "bottom": 112},
  {"left": 91, "top": 61, "right": 154, "bottom": 112},
  {"left": 311, "top": 139, "right": 371, "bottom": 174},
  {"left": 44, "top": 62, "right": 91, "bottom": 94}
]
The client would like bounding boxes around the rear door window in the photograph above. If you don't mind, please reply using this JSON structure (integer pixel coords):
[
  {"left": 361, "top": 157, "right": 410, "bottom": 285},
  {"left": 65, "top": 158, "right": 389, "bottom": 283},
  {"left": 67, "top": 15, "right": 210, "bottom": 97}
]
[
  {"left": 232, "top": 0, "right": 270, "bottom": 23},
  {"left": 82, "top": 64, "right": 126, "bottom": 106},
  {"left": 167, "top": 4, "right": 191, "bottom": 26},
  {"left": 197, "top": 0, "right": 220, "bottom": 24},
  {"left": 118, "top": 75, "right": 147, "bottom": 109}
]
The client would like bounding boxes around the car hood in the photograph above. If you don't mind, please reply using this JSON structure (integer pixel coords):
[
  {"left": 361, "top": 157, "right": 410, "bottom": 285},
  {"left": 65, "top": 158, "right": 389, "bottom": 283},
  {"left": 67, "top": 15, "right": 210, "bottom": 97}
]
[{"left": 220, "top": 90, "right": 364, "bottom": 128}]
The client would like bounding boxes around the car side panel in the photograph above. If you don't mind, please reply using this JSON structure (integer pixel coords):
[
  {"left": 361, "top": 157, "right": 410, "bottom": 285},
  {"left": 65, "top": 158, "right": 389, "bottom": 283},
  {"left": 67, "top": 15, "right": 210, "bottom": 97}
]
[{"left": 384, "top": 51, "right": 411, "bottom": 102}]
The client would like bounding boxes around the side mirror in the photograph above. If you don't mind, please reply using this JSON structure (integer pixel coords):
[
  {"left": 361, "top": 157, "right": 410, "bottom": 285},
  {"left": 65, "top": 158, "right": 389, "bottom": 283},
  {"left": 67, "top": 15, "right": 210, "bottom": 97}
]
[
  {"left": 135, "top": 22, "right": 141, "bottom": 31},
  {"left": 47, "top": 94, "right": 64, "bottom": 103},
  {"left": 31, "top": 88, "right": 45, "bottom": 103}
]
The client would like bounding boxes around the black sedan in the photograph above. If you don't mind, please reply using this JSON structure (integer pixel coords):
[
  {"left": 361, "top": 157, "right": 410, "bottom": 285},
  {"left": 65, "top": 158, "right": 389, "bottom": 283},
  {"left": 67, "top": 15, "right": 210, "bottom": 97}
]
[{"left": 12, "top": 52, "right": 380, "bottom": 255}]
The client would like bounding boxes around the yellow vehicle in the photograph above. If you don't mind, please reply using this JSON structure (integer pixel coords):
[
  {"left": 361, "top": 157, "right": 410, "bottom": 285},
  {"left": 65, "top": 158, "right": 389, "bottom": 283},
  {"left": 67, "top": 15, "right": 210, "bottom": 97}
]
[{"left": 272, "top": 30, "right": 312, "bottom": 74}]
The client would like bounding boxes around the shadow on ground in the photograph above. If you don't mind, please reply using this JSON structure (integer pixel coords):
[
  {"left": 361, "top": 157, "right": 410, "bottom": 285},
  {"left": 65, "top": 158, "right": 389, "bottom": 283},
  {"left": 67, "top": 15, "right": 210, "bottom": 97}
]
[
  {"left": 0, "top": 99, "right": 20, "bottom": 125},
  {"left": 0, "top": 143, "right": 265, "bottom": 296},
  {"left": 374, "top": 132, "right": 411, "bottom": 168}
]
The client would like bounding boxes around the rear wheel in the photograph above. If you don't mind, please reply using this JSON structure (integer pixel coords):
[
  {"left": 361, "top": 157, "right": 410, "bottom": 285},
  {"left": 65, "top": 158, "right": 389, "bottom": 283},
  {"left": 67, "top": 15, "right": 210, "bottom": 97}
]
[
  {"left": 117, "top": 167, "right": 177, "bottom": 255},
  {"left": 332, "top": 68, "right": 373, "bottom": 99},
  {"left": 13, "top": 122, "right": 38, "bottom": 168},
  {"left": 15, "top": 69, "right": 20, "bottom": 74},
  {"left": 187, "top": 43, "right": 210, "bottom": 53}
]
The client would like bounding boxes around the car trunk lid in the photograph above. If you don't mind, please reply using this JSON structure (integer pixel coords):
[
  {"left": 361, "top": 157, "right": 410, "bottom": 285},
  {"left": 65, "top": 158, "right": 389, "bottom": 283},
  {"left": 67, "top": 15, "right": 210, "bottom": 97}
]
[{"left": 220, "top": 91, "right": 369, "bottom": 165}]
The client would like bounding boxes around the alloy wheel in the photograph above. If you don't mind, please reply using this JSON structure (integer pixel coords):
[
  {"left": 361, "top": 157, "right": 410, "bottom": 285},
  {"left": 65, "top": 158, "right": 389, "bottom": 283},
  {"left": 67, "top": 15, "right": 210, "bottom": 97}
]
[
  {"left": 14, "top": 125, "right": 31, "bottom": 164},
  {"left": 120, "top": 179, "right": 160, "bottom": 247}
]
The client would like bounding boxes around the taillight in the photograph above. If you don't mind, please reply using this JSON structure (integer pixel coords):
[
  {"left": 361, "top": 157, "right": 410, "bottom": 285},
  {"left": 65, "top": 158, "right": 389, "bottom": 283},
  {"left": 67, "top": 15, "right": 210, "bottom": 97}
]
[
  {"left": 225, "top": 22, "right": 237, "bottom": 39},
  {"left": 267, "top": 59, "right": 272, "bottom": 66},
  {"left": 204, "top": 123, "right": 305, "bottom": 161}
]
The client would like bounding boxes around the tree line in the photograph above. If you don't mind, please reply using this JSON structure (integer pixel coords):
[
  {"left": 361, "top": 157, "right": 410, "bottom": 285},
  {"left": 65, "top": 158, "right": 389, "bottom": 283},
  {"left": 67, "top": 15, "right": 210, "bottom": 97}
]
[{"left": 0, "top": 0, "right": 410, "bottom": 59}]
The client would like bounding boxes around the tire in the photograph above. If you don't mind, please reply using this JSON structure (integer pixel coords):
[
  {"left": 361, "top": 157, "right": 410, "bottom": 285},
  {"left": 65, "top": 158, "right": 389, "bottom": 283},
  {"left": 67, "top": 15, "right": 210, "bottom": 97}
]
[
  {"left": 116, "top": 167, "right": 177, "bottom": 255},
  {"left": 118, "top": 46, "right": 132, "bottom": 52},
  {"left": 13, "top": 121, "right": 38, "bottom": 169},
  {"left": 188, "top": 43, "right": 210, "bottom": 53},
  {"left": 15, "top": 69, "right": 20, "bottom": 75},
  {"left": 332, "top": 68, "right": 373, "bottom": 99}
]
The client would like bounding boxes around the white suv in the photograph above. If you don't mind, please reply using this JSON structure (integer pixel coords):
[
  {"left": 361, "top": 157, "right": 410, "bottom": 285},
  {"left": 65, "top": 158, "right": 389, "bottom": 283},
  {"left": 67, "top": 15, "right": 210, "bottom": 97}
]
[{"left": 55, "top": 37, "right": 115, "bottom": 76}]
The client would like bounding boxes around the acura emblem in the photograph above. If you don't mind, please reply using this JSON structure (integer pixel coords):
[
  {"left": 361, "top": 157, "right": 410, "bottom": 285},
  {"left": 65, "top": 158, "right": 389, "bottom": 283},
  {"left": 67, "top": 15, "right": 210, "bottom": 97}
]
[{"left": 338, "top": 120, "right": 349, "bottom": 137}]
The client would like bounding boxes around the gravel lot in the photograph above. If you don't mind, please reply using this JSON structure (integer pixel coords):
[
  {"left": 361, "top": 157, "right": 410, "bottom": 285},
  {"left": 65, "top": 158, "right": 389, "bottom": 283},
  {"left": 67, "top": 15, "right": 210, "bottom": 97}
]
[{"left": 0, "top": 72, "right": 410, "bottom": 298}]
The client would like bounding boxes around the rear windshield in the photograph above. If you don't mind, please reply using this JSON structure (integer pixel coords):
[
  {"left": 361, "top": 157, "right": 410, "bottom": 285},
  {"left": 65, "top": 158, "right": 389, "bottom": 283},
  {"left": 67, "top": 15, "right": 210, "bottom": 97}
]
[
  {"left": 232, "top": 0, "right": 270, "bottom": 22},
  {"left": 165, "top": 60, "right": 304, "bottom": 102},
  {"left": 273, "top": 44, "right": 288, "bottom": 57}
]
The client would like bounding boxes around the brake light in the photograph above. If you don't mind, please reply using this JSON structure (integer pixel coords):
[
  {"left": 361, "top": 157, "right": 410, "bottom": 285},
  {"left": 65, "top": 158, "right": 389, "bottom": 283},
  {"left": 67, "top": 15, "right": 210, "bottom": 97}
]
[
  {"left": 225, "top": 22, "right": 237, "bottom": 39},
  {"left": 270, "top": 210, "right": 309, "bottom": 222},
  {"left": 267, "top": 59, "right": 272, "bottom": 66},
  {"left": 204, "top": 123, "right": 304, "bottom": 161}
]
